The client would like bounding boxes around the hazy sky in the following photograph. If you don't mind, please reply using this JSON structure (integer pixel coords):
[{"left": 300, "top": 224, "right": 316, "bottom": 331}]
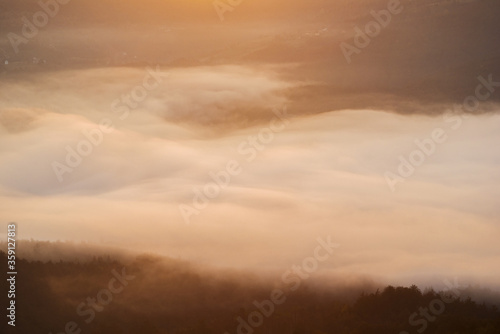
[{"left": 1, "top": 66, "right": 499, "bottom": 288}]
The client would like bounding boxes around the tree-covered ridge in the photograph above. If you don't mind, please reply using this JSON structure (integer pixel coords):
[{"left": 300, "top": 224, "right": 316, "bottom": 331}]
[{"left": 1, "top": 251, "right": 499, "bottom": 334}]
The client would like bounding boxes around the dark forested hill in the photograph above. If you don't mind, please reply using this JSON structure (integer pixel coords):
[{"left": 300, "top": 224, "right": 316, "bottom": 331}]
[{"left": 1, "top": 251, "right": 499, "bottom": 334}]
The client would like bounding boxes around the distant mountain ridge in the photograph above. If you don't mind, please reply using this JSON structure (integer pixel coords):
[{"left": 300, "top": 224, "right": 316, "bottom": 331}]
[{"left": 1, "top": 246, "right": 500, "bottom": 334}]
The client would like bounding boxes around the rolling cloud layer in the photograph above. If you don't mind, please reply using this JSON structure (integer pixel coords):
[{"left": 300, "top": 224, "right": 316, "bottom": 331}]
[{"left": 1, "top": 66, "right": 499, "bottom": 289}]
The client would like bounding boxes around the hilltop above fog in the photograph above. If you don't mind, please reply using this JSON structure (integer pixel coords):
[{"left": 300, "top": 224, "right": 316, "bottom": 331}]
[{"left": 1, "top": 240, "right": 500, "bottom": 333}]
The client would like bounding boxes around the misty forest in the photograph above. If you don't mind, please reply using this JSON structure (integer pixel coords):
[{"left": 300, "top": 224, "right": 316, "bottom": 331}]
[
  {"left": 1, "top": 0, "right": 500, "bottom": 333},
  {"left": 1, "top": 243, "right": 500, "bottom": 334}
]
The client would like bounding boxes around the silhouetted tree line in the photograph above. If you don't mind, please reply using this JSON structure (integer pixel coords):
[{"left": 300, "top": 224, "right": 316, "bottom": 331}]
[{"left": 1, "top": 251, "right": 499, "bottom": 334}]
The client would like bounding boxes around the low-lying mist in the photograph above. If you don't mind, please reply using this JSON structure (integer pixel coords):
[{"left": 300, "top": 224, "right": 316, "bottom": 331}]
[
  {"left": 1, "top": 241, "right": 500, "bottom": 334},
  {"left": 0, "top": 66, "right": 499, "bottom": 289}
]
